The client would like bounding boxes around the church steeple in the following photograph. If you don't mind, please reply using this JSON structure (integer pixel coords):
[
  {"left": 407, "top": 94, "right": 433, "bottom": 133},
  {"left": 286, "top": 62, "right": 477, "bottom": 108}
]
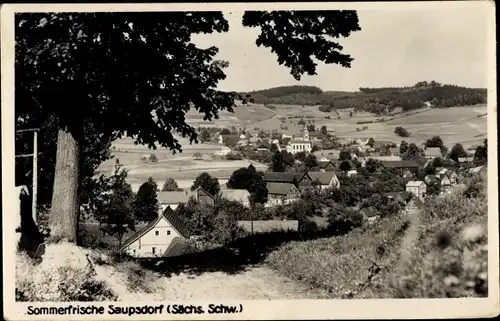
[{"left": 303, "top": 125, "right": 309, "bottom": 141}]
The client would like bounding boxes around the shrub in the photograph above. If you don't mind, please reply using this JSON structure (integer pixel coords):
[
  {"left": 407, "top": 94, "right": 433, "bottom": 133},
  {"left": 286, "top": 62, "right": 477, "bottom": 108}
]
[
  {"left": 394, "top": 126, "right": 410, "bottom": 137},
  {"left": 267, "top": 175, "right": 488, "bottom": 298},
  {"left": 149, "top": 153, "right": 158, "bottom": 162},
  {"left": 16, "top": 253, "right": 117, "bottom": 301}
]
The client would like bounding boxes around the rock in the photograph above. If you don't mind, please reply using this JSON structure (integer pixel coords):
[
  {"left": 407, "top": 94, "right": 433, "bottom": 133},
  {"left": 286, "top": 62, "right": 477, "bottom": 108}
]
[
  {"left": 444, "top": 275, "right": 460, "bottom": 287},
  {"left": 460, "top": 224, "right": 485, "bottom": 243}
]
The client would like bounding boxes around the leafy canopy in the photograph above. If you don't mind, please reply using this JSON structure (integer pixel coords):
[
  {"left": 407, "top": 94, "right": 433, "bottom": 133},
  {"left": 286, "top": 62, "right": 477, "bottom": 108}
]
[{"left": 16, "top": 11, "right": 361, "bottom": 152}]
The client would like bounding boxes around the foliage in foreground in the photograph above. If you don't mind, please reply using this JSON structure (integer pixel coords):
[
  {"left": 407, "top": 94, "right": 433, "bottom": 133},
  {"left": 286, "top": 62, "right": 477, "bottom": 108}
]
[
  {"left": 266, "top": 173, "right": 488, "bottom": 298},
  {"left": 16, "top": 252, "right": 117, "bottom": 302}
]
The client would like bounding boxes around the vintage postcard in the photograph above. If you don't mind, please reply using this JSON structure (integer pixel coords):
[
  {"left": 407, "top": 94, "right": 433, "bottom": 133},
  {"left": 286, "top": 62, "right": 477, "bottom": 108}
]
[{"left": 2, "top": 1, "right": 498, "bottom": 320}]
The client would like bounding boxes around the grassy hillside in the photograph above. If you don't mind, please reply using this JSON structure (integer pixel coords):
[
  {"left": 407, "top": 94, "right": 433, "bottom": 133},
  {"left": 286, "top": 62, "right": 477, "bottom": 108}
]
[
  {"left": 266, "top": 172, "right": 488, "bottom": 298},
  {"left": 240, "top": 82, "right": 487, "bottom": 115}
]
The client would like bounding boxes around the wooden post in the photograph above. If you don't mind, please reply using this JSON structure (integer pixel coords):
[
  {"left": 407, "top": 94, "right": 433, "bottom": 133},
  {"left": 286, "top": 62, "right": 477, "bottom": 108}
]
[{"left": 32, "top": 131, "right": 38, "bottom": 224}]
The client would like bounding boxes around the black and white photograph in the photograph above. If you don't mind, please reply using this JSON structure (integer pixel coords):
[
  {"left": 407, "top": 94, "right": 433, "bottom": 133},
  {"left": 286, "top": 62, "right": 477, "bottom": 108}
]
[{"left": 2, "top": 1, "right": 498, "bottom": 320}]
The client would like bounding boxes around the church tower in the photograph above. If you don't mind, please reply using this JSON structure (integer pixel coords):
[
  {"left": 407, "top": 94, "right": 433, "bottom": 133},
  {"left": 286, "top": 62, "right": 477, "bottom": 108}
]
[{"left": 303, "top": 125, "right": 309, "bottom": 141}]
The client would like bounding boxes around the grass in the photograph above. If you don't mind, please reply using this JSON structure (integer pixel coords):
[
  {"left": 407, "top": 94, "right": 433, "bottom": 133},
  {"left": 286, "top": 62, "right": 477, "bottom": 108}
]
[{"left": 266, "top": 172, "right": 488, "bottom": 298}]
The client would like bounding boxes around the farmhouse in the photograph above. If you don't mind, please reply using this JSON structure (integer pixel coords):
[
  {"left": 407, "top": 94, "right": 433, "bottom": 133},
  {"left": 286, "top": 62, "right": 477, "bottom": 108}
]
[
  {"left": 265, "top": 182, "right": 301, "bottom": 207},
  {"left": 256, "top": 144, "right": 269, "bottom": 152},
  {"left": 214, "top": 145, "right": 232, "bottom": 156},
  {"left": 360, "top": 206, "right": 380, "bottom": 223},
  {"left": 263, "top": 171, "right": 312, "bottom": 190},
  {"left": 219, "top": 188, "right": 251, "bottom": 207},
  {"left": 406, "top": 181, "right": 427, "bottom": 199},
  {"left": 423, "top": 147, "right": 442, "bottom": 160},
  {"left": 157, "top": 187, "right": 214, "bottom": 212},
  {"left": 120, "top": 207, "right": 191, "bottom": 258},
  {"left": 317, "top": 159, "right": 336, "bottom": 172},
  {"left": 308, "top": 171, "right": 340, "bottom": 190}
]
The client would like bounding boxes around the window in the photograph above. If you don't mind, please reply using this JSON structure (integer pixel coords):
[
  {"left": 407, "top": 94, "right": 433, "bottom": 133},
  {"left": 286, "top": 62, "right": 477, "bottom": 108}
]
[
  {"left": 155, "top": 231, "right": 159, "bottom": 236},
  {"left": 152, "top": 247, "right": 156, "bottom": 255},
  {"left": 167, "top": 230, "right": 171, "bottom": 235}
]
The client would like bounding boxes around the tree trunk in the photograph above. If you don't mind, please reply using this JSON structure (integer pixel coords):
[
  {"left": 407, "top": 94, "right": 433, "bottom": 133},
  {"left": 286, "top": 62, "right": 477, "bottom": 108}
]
[{"left": 49, "top": 128, "right": 81, "bottom": 243}]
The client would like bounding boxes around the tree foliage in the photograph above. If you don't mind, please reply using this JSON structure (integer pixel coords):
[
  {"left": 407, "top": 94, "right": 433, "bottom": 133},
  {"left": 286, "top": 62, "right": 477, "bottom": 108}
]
[
  {"left": 473, "top": 139, "right": 488, "bottom": 165},
  {"left": 162, "top": 177, "right": 182, "bottom": 191},
  {"left": 133, "top": 177, "right": 159, "bottom": 223},
  {"left": 16, "top": 10, "right": 363, "bottom": 242},
  {"left": 227, "top": 165, "right": 268, "bottom": 204},
  {"left": 191, "top": 172, "right": 220, "bottom": 196}
]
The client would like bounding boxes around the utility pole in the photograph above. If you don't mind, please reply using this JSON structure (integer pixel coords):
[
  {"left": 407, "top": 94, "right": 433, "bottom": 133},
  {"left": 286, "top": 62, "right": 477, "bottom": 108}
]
[{"left": 15, "top": 128, "right": 39, "bottom": 225}]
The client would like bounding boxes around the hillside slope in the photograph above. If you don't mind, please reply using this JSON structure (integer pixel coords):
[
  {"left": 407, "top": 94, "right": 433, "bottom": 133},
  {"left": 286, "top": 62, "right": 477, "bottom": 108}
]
[
  {"left": 240, "top": 82, "right": 487, "bottom": 115},
  {"left": 267, "top": 172, "right": 488, "bottom": 298}
]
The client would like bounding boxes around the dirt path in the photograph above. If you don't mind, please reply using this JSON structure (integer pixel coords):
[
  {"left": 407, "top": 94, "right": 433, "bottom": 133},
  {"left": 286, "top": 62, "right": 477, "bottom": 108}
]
[{"left": 99, "top": 265, "right": 321, "bottom": 301}]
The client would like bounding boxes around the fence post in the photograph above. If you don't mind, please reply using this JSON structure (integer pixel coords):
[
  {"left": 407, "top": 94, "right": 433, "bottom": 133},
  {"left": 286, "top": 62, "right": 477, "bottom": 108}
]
[{"left": 32, "top": 131, "right": 38, "bottom": 225}]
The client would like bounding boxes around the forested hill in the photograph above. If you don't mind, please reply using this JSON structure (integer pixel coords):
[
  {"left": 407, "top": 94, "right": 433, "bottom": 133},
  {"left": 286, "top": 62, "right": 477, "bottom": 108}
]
[{"left": 238, "top": 82, "right": 487, "bottom": 115}]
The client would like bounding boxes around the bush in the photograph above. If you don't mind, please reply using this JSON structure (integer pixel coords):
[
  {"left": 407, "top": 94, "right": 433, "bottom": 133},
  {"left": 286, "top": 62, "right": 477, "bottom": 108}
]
[
  {"left": 16, "top": 253, "right": 117, "bottom": 301},
  {"left": 266, "top": 175, "right": 488, "bottom": 298},
  {"left": 149, "top": 153, "right": 158, "bottom": 162},
  {"left": 394, "top": 126, "right": 410, "bottom": 137}
]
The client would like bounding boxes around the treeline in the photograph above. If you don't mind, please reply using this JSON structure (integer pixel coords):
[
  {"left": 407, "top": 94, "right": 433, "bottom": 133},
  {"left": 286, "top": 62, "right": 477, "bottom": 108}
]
[{"left": 238, "top": 82, "right": 487, "bottom": 115}]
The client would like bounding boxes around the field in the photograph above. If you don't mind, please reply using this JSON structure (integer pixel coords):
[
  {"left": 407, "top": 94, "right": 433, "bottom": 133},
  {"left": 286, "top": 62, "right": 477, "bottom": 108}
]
[
  {"left": 98, "top": 103, "right": 487, "bottom": 190},
  {"left": 247, "top": 104, "right": 488, "bottom": 148},
  {"left": 98, "top": 136, "right": 268, "bottom": 191}
]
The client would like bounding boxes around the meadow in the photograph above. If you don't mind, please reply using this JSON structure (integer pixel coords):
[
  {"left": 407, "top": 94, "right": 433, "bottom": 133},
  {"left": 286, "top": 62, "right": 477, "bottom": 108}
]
[{"left": 98, "top": 103, "right": 487, "bottom": 190}]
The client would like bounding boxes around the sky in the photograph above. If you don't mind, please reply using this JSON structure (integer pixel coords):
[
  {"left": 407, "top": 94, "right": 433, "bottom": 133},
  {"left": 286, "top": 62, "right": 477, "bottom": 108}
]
[{"left": 191, "top": 5, "right": 491, "bottom": 92}]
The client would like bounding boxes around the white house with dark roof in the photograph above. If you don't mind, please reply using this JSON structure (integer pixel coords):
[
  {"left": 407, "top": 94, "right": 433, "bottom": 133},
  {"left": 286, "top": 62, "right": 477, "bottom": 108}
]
[
  {"left": 307, "top": 171, "right": 340, "bottom": 190},
  {"left": 265, "top": 182, "right": 300, "bottom": 207},
  {"left": 219, "top": 188, "right": 251, "bottom": 207},
  {"left": 406, "top": 180, "right": 427, "bottom": 199},
  {"left": 120, "top": 207, "right": 191, "bottom": 258}
]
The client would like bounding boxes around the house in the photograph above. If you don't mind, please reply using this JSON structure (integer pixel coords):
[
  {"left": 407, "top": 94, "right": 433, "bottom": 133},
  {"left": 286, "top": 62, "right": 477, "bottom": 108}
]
[
  {"left": 389, "top": 148, "right": 400, "bottom": 157},
  {"left": 423, "top": 147, "right": 442, "bottom": 160},
  {"left": 360, "top": 206, "right": 380, "bottom": 223},
  {"left": 404, "top": 197, "right": 425, "bottom": 215},
  {"left": 214, "top": 145, "right": 232, "bottom": 156},
  {"left": 385, "top": 191, "right": 412, "bottom": 204},
  {"left": 308, "top": 171, "right": 340, "bottom": 190},
  {"left": 438, "top": 168, "right": 458, "bottom": 184},
  {"left": 157, "top": 187, "right": 215, "bottom": 212},
  {"left": 372, "top": 141, "right": 397, "bottom": 150},
  {"left": 458, "top": 156, "right": 475, "bottom": 164},
  {"left": 406, "top": 181, "right": 427, "bottom": 199},
  {"left": 120, "top": 207, "right": 191, "bottom": 258},
  {"left": 265, "top": 182, "right": 301, "bottom": 207},
  {"left": 381, "top": 160, "right": 422, "bottom": 175},
  {"left": 439, "top": 175, "right": 452, "bottom": 193},
  {"left": 347, "top": 169, "right": 358, "bottom": 177},
  {"left": 287, "top": 139, "right": 312, "bottom": 154},
  {"left": 317, "top": 159, "right": 336, "bottom": 172},
  {"left": 468, "top": 165, "right": 486, "bottom": 176},
  {"left": 282, "top": 133, "right": 293, "bottom": 140},
  {"left": 466, "top": 145, "right": 479, "bottom": 155},
  {"left": 239, "top": 133, "right": 247, "bottom": 140},
  {"left": 237, "top": 139, "right": 249, "bottom": 146},
  {"left": 219, "top": 188, "right": 251, "bottom": 207},
  {"left": 256, "top": 144, "right": 269, "bottom": 152},
  {"left": 263, "top": 171, "right": 313, "bottom": 190},
  {"left": 249, "top": 136, "right": 262, "bottom": 144},
  {"left": 424, "top": 175, "right": 438, "bottom": 185}
]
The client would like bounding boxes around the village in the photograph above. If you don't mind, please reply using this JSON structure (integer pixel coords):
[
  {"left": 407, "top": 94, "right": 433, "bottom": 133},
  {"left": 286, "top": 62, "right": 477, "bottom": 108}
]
[{"left": 118, "top": 121, "right": 488, "bottom": 259}]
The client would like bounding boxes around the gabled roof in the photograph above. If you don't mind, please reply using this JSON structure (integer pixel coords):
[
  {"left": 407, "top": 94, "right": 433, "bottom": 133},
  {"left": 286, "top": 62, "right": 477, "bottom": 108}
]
[
  {"left": 382, "top": 160, "right": 421, "bottom": 169},
  {"left": 219, "top": 188, "right": 251, "bottom": 203},
  {"left": 162, "top": 237, "right": 192, "bottom": 258},
  {"left": 317, "top": 160, "right": 335, "bottom": 169},
  {"left": 263, "top": 172, "right": 308, "bottom": 184},
  {"left": 266, "top": 182, "right": 298, "bottom": 195},
  {"left": 307, "top": 172, "right": 337, "bottom": 185},
  {"left": 120, "top": 207, "right": 191, "bottom": 251},
  {"left": 360, "top": 206, "right": 380, "bottom": 217},
  {"left": 157, "top": 191, "right": 192, "bottom": 204},
  {"left": 424, "top": 147, "right": 442, "bottom": 157},
  {"left": 389, "top": 148, "right": 400, "bottom": 156},
  {"left": 406, "top": 180, "right": 425, "bottom": 187},
  {"left": 425, "top": 175, "right": 438, "bottom": 183}
]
